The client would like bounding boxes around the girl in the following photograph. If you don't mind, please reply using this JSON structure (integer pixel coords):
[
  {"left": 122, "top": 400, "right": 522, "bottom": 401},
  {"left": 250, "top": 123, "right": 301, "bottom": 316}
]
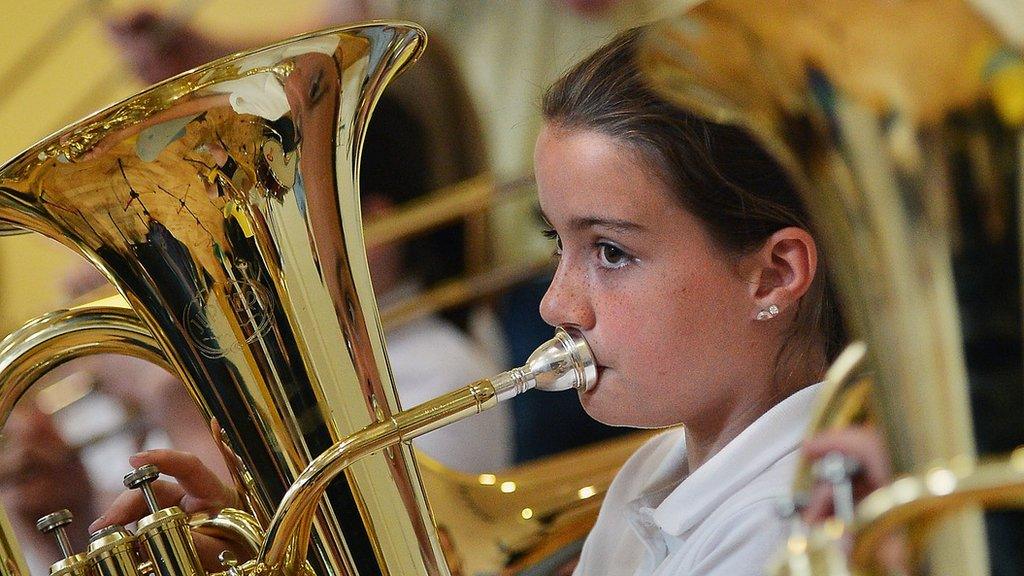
[
  {"left": 533, "top": 26, "right": 844, "bottom": 574},
  {"left": 93, "top": 25, "right": 846, "bottom": 575}
]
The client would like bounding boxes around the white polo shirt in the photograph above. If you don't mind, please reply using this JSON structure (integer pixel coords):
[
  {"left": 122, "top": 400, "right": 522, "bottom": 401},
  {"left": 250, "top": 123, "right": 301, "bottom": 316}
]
[{"left": 573, "top": 383, "right": 821, "bottom": 576}]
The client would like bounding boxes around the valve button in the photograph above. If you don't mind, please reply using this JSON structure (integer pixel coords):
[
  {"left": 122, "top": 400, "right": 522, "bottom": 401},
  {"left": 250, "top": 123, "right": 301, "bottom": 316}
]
[
  {"left": 36, "top": 509, "right": 73, "bottom": 534},
  {"left": 123, "top": 464, "right": 160, "bottom": 489},
  {"left": 89, "top": 525, "right": 126, "bottom": 543}
]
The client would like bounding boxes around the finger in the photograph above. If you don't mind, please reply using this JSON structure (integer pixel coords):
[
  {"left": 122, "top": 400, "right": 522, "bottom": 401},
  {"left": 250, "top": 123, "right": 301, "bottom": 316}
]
[
  {"left": 880, "top": 532, "right": 910, "bottom": 574},
  {"left": 804, "top": 427, "right": 892, "bottom": 487},
  {"left": 128, "top": 450, "right": 236, "bottom": 510},
  {"left": 90, "top": 479, "right": 184, "bottom": 532},
  {"left": 801, "top": 482, "right": 834, "bottom": 524}
]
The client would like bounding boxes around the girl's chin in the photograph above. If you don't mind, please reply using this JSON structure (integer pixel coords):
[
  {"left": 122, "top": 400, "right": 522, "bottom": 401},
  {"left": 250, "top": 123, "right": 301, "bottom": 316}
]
[{"left": 578, "top": 374, "right": 631, "bottom": 425}]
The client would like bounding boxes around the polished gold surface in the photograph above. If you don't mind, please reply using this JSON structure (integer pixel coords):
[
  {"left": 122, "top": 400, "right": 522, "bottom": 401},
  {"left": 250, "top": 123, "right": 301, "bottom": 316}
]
[
  {"left": 0, "top": 296, "right": 617, "bottom": 576},
  {"left": 187, "top": 508, "right": 265, "bottom": 558},
  {"left": 257, "top": 327, "right": 597, "bottom": 576},
  {"left": 0, "top": 22, "right": 441, "bottom": 576},
  {"left": 135, "top": 508, "right": 204, "bottom": 576},
  {"left": 0, "top": 508, "right": 29, "bottom": 576},
  {"left": 87, "top": 526, "right": 142, "bottom": 576},
  {"left": 418, "top": 432, "right": 653, "bottom": 576},
  {"left": 641, "top": 0, "right": 1023, "bottom": 573},
  {"left": 0, "top": 304, "right": 167, "bottom": 420}
]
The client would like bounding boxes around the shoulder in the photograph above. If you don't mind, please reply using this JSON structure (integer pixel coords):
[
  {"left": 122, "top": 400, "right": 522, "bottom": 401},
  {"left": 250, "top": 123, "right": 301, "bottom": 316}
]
[
  {"left": 574, "top": 429, "right": 686, "bottom": 573},
  {"left": 715, "top": 447, "right": 799, "bottom": 516}
]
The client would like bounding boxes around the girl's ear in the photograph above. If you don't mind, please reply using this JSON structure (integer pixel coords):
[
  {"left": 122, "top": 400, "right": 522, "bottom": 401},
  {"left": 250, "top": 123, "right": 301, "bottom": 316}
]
[{"left": 744, "top": 227, "right": 818, "bottom": 320}]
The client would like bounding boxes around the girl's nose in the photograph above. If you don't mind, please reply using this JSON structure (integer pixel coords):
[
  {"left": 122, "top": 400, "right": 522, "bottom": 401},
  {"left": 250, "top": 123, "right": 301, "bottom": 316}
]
[{"left": 539, "top": 265, "right": 594, "bottom": 330}]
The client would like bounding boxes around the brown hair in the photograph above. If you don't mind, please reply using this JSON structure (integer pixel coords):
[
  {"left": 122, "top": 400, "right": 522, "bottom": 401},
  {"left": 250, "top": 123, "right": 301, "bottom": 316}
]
[{"left": 542, "top": 26, "right": 847, "bottom": 371}]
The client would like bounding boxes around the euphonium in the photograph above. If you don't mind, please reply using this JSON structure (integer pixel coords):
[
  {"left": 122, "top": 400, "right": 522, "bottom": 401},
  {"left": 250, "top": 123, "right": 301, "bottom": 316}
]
[
  {"left": 640, "top": 1, "right": 1024, "bottom": 574},
  {"left": 0, "top": 22, "right": 619, "bottom": 576}
]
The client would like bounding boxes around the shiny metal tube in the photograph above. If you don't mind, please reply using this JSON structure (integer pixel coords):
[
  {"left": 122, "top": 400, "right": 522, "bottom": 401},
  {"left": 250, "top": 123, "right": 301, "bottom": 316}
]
[
  {"left": 136, "top": 509, "right": 204, "bottom": 576},
  {"left": 187, "top": 510, "right": 264, "bottom": 558},
  {"left": 87, "top": 526, "right": 142, "bottom": 576},
  {"left": 259, "top": 327, "right": 596, "bottom": 575},
  {"left": 0, "top": 507, "right": 30, "bottom": 576},
  {"left": 851, "top": 457, "right": 1024, "bottom": 571},
  {"left": 0, "top": 17, "right": 640, "bottom": 576},
  {"left": 0, "top": 305, "right": 168, "bottom": 420}
]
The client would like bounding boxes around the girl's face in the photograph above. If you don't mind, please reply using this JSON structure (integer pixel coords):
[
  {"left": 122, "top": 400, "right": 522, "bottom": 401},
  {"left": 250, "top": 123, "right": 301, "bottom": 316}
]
[{"left": 535, "top": 124, "right": 765, "bottom": 429}]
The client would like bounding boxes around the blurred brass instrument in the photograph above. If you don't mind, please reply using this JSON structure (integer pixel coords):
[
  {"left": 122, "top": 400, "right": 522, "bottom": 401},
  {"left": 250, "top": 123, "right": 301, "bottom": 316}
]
[
  {"left": 0, "top": 22, "right": 636, "bottom": 576},
  {"left": 641, "top": 0, "right": 1024, "bottom": 574}
]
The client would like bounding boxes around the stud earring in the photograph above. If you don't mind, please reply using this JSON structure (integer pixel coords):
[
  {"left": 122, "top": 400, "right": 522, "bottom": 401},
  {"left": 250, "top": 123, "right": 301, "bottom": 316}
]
[{"left": 756, "top": 304, "right": 780, "bottom": 321}]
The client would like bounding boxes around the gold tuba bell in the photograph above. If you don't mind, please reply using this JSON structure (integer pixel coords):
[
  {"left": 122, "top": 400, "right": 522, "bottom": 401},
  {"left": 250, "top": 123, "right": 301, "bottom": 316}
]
[
  {"left": 0, "top": 21, "right": 626, "bottom": 576},
  {"left": 640, "top": 1, "right": 1024, "bottom": 574}
]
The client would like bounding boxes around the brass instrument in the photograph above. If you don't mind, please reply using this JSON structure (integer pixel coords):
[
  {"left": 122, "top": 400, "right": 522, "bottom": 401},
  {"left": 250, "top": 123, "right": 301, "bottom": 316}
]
[
  {"left": 0, "top": 22, "right": 636, "bottom": 576},
  {"left": 641, "top": 0, "right": 1024, "bottom": 574}
]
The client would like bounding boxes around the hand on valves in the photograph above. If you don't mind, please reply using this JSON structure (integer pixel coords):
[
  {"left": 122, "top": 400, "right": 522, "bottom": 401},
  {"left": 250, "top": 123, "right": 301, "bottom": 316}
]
[
  {"left": 801, "top": 426, "right": 892, "bottom": 525},
  {"left": 88, "top": 450, "right": 249, "bottom": 572},
  {"left": 798, "top": 425, "right": 908, "bottom": 573}
]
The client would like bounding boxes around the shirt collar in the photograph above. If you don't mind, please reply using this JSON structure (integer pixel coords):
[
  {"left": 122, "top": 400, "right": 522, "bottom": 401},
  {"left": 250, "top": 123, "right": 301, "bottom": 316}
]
[{"left": 644, "top": 383, "right": 822, "bottom": 536}]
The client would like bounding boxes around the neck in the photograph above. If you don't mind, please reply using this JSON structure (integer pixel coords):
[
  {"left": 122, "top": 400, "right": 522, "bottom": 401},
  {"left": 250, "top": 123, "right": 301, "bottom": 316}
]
[
  {"left": 684, "top": 348, "right": 826, "bottom": 471},
  {"left": 684, "top": 387, "right": 783, "bottom": 471}
]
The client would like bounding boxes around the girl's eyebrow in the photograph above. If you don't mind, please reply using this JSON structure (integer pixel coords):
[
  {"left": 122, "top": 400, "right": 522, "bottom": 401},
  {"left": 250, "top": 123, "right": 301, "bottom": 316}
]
[
  {"left": 574, "top": 216, "right": 645, "bottom": 234},
  {"left": 538, "top": 208, "right": 645, "bottom": 234}
]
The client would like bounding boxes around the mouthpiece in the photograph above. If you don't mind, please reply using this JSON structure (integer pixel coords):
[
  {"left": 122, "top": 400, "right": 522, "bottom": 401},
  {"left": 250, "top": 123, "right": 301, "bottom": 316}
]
[{"left": 491, "top": 327, "right": 597, "bottom": 401}]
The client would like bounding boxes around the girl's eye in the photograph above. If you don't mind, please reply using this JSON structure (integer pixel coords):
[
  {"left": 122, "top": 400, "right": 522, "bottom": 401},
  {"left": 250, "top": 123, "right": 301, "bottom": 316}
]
[
  {"left": 541, "top": 228, "right": 563, "bottom": 255},
  {"left": 597, "top": 242, "right": 632, "bottom": 269}
]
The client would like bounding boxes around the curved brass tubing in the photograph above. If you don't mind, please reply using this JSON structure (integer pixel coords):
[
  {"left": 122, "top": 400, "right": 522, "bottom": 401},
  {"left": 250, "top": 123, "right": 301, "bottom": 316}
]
[
  {"left": 0, "top": 302, "right": 167, "bottom": 576},
  {"left": 0, "top": 302, "right": 266, "bottom": 570},
  {"left": 188, "top": 508, "right": 265, "bottom": 558},
  {"left": 258, "top": 381, "right": 498, "bottom": 575},
  {"left": 790, "top": 342, "right": 872, "bottom": 502},
  {"left": 850, "top": 455, "right": 1024, "bottom": 572},
  {"left": 258, "top": 327, "right": 595, "bottom": 576},
  {"left": 0, "top": 302, "right": 168, "bottom": 420}
]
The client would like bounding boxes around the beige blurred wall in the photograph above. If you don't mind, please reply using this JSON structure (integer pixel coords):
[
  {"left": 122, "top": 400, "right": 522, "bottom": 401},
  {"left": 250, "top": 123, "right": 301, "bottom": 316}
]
[{"left": 0, "top": 0, "right": 318, "bottom": 333}]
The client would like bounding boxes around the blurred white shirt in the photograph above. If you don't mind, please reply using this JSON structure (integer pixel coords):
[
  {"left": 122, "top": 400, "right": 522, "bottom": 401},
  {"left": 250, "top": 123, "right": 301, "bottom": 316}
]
[{"left": 386, "top": 312, "right": 513, "bottom": 473}]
